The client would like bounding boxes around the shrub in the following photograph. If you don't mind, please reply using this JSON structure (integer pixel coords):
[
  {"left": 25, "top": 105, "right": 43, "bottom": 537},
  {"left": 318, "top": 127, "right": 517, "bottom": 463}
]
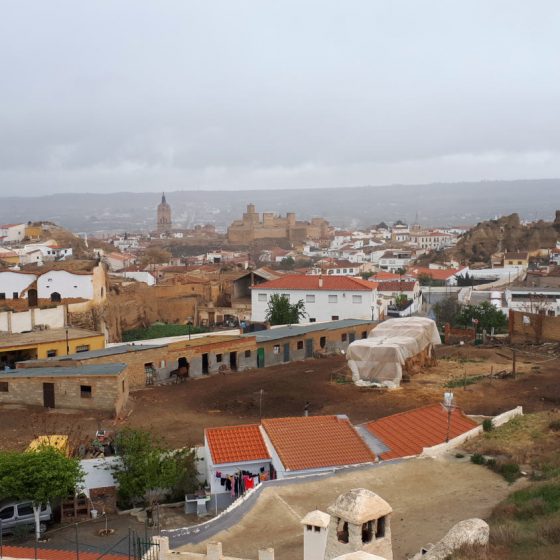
[
  {"left": 497, "top": 462, "right": 521, "bottom": 483},
  {"left": 455, "top": 452, "right": 465, "bottom": 459},
  {"left": 549, "top": 419, "right": 560, "bottom": 432},
  {"left": 511, "top": 483, "right": 560, "bottom": 516},
  {"left": 482, "top": 419, "right": 494, "bottom": 432},
  {"left": 471, "top": 453, "right": 486, "bottom": 465},
  {"left": 536, "top": 517, "right": 560, "bottom": 544},
  {"left": 489, "top": 522, "right": 522, "bottom": 546}
]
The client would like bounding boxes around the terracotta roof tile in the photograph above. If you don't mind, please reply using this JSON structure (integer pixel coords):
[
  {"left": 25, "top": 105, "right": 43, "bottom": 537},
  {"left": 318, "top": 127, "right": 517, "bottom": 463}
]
[
  {"left": 206, "top": 424, "right": 270, "bottom": 465},
  {"left": 3, "top": 546, "right": 127, "bottom": 560},
  {"left": 377, "top": 281, "right": 417, "bottom": 292},
  {"left": 253, "top": 275, "right": 377, "bottom": 291},
  {"left": 261, "top": 415, "right": 376, "bottom": 471},
  {"left": 407, "top": 267, "right": 465, "bottom": 281},
  {"left": 364, "top": 404, "right": 478, "bottom": 460}
]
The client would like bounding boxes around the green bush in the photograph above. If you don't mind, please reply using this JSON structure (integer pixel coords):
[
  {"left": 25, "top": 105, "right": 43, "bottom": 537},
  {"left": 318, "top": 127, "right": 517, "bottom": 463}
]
[
  {"left": 511, "top": 483, "right": 560, "bottom": 516},
  {"left": 471, "top": 453, "right": 486, "bottom": 465},
  {"left": 482, "top": 419, "right": 494, "bottom": 432}
]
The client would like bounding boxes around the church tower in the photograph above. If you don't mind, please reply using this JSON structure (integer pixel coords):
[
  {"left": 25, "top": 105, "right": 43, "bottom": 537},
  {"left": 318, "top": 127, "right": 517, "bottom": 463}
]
[{"left": 157, "top": 193, "right": 172, "bottom": 234}]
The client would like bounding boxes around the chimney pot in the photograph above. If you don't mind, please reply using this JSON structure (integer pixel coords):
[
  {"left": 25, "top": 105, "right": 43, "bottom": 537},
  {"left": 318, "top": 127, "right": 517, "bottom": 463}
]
[{"left": 206, "top": 542, "right": 223, "bottom": 560}]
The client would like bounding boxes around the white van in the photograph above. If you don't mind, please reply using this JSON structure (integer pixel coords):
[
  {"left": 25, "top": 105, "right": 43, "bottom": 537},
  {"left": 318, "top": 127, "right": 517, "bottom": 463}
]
[{"left": 0, "top": 501, "right": 53, "bottom": 534}]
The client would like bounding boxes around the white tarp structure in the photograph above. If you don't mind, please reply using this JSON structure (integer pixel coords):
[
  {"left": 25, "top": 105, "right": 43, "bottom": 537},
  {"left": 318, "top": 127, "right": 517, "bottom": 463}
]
[{"left": 347, "top": 317, "right": 441, "bottom": 388}]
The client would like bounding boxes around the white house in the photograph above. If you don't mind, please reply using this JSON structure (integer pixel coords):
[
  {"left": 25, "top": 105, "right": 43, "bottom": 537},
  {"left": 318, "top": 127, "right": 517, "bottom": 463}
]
[
  {"left": 251, "top": 274, "right": 381, "bottom": 322},
  {"left": 0, "top": 271, "right": 38, "bottom": 299},
  {"left": 308, "top": 260, "right": 363, "bottom": 277},
  {"left": 410, "top": 231, "right": 456, "bottom": 250},
  {"left": 118, "top": 271, "right": 156, "bottom": 286},
  {"left": 376, "top": 280, "right": 423, "bottom": 316},
  {"left": 105, "top": 252, "right": 136, "bottom": 272},
  {"left": 504, "top": 287, "right": 560, "bottom": 316},
  {"left": 378, "top": 251, "right": 413, "bottom": 272},
  {"left": 37, "top": 266, "right": 107, "bottom": 302},
  {"left": 0, "top": 223, "right": 26, "bottom": 243}
]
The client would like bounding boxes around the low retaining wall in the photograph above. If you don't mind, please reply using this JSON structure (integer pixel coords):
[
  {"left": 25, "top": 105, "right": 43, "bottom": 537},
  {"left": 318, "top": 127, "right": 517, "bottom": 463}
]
[{"left": 421, "top": 406, "right": 523, "bottom": 458}]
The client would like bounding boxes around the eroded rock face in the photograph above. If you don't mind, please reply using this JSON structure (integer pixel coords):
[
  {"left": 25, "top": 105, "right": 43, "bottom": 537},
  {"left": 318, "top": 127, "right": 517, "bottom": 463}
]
[{"left": 410, "top": 518, "right": 489, "bottom": 560}]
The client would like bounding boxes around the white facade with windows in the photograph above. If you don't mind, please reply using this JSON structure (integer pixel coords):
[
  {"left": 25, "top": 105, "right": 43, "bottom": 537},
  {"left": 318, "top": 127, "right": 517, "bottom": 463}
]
[
  {"left": 0, "top": 271, "right": 38, "bottom": 299},
  {"left": 251, "top": 285, "right": 380, "bottom": 323},
  {"left": 37, "top": 270, "right": 95, "bottom": 300}
]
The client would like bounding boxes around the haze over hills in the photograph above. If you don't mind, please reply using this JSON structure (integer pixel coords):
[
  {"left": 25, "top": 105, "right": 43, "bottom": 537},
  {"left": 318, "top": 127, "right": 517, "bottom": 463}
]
[{"left": 1, "top": 178, "right": 558, "bottom": 234}]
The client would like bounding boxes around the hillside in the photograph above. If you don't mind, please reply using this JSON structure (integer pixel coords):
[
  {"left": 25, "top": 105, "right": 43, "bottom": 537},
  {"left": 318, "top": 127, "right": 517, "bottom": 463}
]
[{"left": 451, "top": 211, "right": 560, "bottom": 265}]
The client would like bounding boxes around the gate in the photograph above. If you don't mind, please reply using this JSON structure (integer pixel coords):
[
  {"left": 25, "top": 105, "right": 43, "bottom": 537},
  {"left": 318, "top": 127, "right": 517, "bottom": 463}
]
[{"left": 129, "top": 529, "right": 160, "bottom": 560}]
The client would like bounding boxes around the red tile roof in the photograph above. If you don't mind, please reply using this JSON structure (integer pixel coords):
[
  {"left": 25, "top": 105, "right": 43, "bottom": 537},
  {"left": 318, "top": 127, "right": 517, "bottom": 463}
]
[
  {"left": 407, "top": 267, "right": 465, "bottom": 281},
  {"left": 377, "top": 281, "right": 417, "bottom": 292},
  {"left": 206, "top": 424, "right": 270, "bottom": 465},
  {"left": 3, "top": 546, "right": 126, "bottom": 560},
  {"left": 370, "top": 271, "right": 404, "bottom": 280},
  {"left": 261, "top": 415, "right": 376, "bottom": 471},
  {"left": 364, "top": 404, "right": 478, "bottom": 460},
  {"left": 253, "top": 275, "right": 378, "bottom": 291}
]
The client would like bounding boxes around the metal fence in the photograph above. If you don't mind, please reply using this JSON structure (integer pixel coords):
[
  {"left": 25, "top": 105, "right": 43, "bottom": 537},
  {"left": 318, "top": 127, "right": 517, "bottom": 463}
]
[{"left": 0, "top": 520, "right": 159, "bottom": 560}]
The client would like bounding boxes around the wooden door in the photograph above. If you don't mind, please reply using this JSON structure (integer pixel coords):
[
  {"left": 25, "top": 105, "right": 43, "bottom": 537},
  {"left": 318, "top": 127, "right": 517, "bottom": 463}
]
[{"left": 43, "top": 383, "right": 55, "bottom": 408}]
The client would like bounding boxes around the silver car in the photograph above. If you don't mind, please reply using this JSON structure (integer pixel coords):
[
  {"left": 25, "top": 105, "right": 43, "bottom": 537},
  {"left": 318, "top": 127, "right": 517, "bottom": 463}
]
[{"left": 0, "top": 501, "right": 52, "bottom": 534}]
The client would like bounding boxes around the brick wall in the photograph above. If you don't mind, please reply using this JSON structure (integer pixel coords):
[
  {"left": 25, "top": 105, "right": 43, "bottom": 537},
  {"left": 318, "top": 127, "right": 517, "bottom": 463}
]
[
  {"left": 0, "top": 371, "right": 127, "bottom": 415},
  {"left": 509, "top": 310, "right": 560, "bottom": 343}
]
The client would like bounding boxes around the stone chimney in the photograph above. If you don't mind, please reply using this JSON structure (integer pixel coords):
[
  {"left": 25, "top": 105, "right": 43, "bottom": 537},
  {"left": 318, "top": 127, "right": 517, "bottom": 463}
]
[
  {"left": 319, "top": 276, "right": 323, "bottom": 288},
  {"left": 206, "top": 542, "right": 223, "bottom": 560},
  {"left": 258, "top": 548, "right": 275, "bottom": 560}
]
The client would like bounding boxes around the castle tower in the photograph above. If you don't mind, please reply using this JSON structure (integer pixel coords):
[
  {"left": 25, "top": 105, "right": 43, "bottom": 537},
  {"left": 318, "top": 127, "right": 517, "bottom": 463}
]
[
  {"left": 324, "top": 489, "right": 393, "bottom": 560},
  {"left": 157, "top": 193, "right": 172, "bottom": 234}
]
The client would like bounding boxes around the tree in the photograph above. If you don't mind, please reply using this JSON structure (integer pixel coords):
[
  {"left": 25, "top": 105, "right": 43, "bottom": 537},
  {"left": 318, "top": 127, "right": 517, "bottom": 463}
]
[
  {"left": 265, "top": 294, "right": 306, "bottom": 325},
  {"left": 140, "top": 247, "right": 172, "bottom": 269},
  {"left": 456, "top": 301, "right": 508, "bottom": 333},
  {"left": 279, "top": 256, "right": 295, "bottom": 270},
  {"left": 112, "top": 429, "right": 198, "bottom": 509},
  {"left": 0, "top": 447, "right": 83, "bottom": 540},
  {"left": 432, "top": 296, "right": 462, "bottom": 326}
]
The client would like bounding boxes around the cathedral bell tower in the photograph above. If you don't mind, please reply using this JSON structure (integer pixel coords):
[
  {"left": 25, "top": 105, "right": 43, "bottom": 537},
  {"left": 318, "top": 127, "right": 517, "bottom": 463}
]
[{"left": 157, "top": 193, "right": 172, "bottom": 234}]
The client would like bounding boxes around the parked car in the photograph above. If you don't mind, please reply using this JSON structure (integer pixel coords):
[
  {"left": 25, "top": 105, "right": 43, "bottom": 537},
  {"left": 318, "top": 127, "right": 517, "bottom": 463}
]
[{"left": 0, "top": 500, "right": 52, "bottom": 534}]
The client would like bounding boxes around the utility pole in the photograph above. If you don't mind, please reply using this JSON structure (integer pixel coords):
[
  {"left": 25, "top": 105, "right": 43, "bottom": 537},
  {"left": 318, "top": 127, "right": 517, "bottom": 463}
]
[{"left": 512, "top": 349, "right": 517, "bottom": 378}]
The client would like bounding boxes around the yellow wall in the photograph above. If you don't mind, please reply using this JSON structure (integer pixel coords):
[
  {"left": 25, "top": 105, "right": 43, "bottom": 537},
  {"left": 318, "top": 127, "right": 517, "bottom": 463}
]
[
  {"left": 2, "top": 334, "right": 105, "bottom": 359},
  {"left": 25, "top": 226, "right": 42, "bottom": 239},
  {"left": 0, "top": 254, "right": 20, "bottom": 265}
]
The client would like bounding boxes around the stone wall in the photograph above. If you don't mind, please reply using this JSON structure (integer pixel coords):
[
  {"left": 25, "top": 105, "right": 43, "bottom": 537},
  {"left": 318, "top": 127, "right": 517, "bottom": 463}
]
[
  {"left": 0, "top": 371, "right": 128, "bottom": 415},
  {"left": 509, "top": 310, "right": 560, "bottom": 343}
]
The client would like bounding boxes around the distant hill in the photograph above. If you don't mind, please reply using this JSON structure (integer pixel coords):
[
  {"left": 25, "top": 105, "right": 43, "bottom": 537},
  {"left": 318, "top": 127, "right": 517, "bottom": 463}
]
[{"left": 1, "top": 179, "right": 559, "bottom": 234}]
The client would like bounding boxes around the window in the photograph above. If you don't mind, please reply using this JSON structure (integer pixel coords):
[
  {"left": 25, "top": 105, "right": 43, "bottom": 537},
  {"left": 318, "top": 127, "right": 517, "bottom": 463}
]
[
  {"left": 281, "top": 293, "right": 290, "bottom": 300},
  {"left": 17, "top": 503, "right": 34, "bottom": 517},
  {"left": 245, "top": 350, "right": 251, "bottom": 358},
  {"left": 337, "top": 519, "right": 349, "bottom": 544},
  {"left": 331, "top": 315, "right": 339, "bottom": 321},
  {"left": 273, "top": 345, "right": 280, "bottom": 354},
  {"left": 320, "top": 336, "right": 326, "bottom": 348},
  {"left": 46, "top": 349, "right": 57, "bottom": 358},
  {"left": 314, "top": 526, "right": 321, "bottom": 532},
  {"left": 376, "top": 516, "right": 386, "bottom": 539},
  {"left": 362, "top": 520, "right": 373, "bottom": 543},
  {"left": 306, "top": 294, "right": 315, "bottom": 303},
  {"left": 343, "top": 269, "right": 347, "bottom": 273},
  {"left": 352, "top": 295, "right": 362, "bottom": 304},
  {"left": 80, "top": 385, "right": 92, "bottom": 398},
  {"left": 0, "top": 293, "right": 5, "bottom": 300},
  {"left": 76, "top": 345, "right": 90, "bottom": 353},
  {"left": 0, "top": 382, "right": 8, "bottom": 392},
  {"left": 258, "top": 293, "right": 267, "bottom": 302},
  {"left": 0, "top": 505, "right": 14, "bottom": 520},
  {"left": 362, "top": 331, "right": 368, "bottom": 339},
  {"left": 328, "top": 295, "right": 338, "bottom": 303},
  {"left": 13, "top": 292, "right": 18, "bottom": 299},
  {"left": 216, "top": 354, "right": 223, "bottom": 363},
  {"left": 122, "top": 380, "right": 125, "bottom": 392},
  {"left": 297, "top": 341, "right": 304, "bottom": 350},
  {"left": 306, "top": 525, "right": 312, "bottom": 531},
  {"left": 341, "top": 333, "right": 347, "bottom": 342},
  {"left": 309, "top": 318, "right": 316, "bottom": 323}
]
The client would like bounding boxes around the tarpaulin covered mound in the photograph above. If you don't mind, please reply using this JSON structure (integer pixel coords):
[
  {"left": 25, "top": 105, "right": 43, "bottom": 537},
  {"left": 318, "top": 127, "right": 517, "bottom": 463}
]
[{"left": 347, "top": 317, "right": 441, "bottom": 388}]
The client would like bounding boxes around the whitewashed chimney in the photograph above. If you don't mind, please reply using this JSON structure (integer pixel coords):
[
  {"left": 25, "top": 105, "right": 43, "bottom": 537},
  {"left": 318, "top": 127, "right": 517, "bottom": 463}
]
[
  {"left": 206, "top": 542, "right": 223, "bottom": 560},
  {"left": 301, "top": 509, "right": 330, "bottom": 560}
]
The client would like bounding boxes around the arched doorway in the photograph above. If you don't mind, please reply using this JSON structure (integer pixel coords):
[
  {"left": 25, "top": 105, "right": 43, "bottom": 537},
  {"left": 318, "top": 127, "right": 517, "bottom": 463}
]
[
  {"left": 28, "top": 289, "right": 38, "bottom": 307},
  {"left": 50, "top": 292, "right": 61, "bottom": 303}
]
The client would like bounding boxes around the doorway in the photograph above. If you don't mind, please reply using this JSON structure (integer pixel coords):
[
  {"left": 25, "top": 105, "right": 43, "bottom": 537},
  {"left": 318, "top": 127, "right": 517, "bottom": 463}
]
[
  {"left": 43, "top": 383, "right": 55, "bottom": 408},
  {"left": 257, "top": 348, "right": 265, "bottom": 368},
  {"left": 202, "top": 353, "right": 209, "bottom": 375},
  {"left": 348, "top": 332, "right": 355, "bottom": 343},
  {"left": 283, "top": 343, "right": 290, "bottom": 362},
  {"left": 305, "top": 338, "right": 313, "bottom": 358},
  {"left": 229, "top": 352, "right": 237, "bottom": 371},
  {"left": 28, "top": 289, "right": 38, "bottom": 307}
]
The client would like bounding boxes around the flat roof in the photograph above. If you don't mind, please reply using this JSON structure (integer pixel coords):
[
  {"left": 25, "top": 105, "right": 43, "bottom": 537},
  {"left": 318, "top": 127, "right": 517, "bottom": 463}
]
[
  {"left": 0, "top": 328, "right": 104, "bottom": 350},
  {"left": 0, "top": 363, "right": 127, "bottom": 378},
  {"left": 20, "top": 343, "right": 164, "bottom": 363},
  {"left": 244, "top": 319, "right": 374, "bottom": 342}
]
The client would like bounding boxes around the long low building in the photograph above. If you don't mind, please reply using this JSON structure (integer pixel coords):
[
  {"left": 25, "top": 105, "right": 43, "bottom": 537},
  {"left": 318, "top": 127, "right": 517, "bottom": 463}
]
[{"left": 0, "top": 363, "right": 129, "bottom": 415}]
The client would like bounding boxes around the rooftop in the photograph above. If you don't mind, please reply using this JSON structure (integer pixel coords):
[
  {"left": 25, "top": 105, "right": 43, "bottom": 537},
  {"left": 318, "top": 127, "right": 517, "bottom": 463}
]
[
  {"left": 363, "top": 404, "right": 478, "bottom": 460},
  {"left": 300, "top": 509, "right": 331, "bottom": 528},
  {"left": 261, "top": 415, "right": 376, "bottom": 472},
  {"left": 252, "top": 275, "right": 377, "bottom": 291},
  {"left": 377, "top": 281, "right": 417, "bottom": 292},
  {"left": 407, "top": 267, "right": 465, "bottom": 281},
  {"left": 20, "top": 343, "right": 164, "bottom": 363},
  {"left": 206, "top": 424, "right": 270, "bottom": 465},
  {"left": 0, "top": 328, "right": 104, "bottom": 350},
  {"left": 1, "top": 363, "right": 127, "bottom": 378},
  {"left": 244, "top": 319, "right": 374, "bottom": 343}
]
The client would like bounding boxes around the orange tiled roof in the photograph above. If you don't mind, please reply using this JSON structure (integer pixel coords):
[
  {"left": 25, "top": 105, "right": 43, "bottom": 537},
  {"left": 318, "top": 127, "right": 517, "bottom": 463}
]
[
  {"left": 407, "top": 267, "right": 465, "bottom": 281},
  {"left": 364, "top": 404, "right": 478, "bottom": 460},
  {"left": 206, "top": 424, "right": 270, "bottom": 465},
  {"left": 261, "top": 415, "right": 376, "bottom": 471},
  {"left": 377, "top": 281, "right": 417, "bottom": 292},
  {"left": 253, "top": 275, "right": 377, "bottom": 291},
  {"left": 3, "top": 546, "right": 127, "bottom": 560}
]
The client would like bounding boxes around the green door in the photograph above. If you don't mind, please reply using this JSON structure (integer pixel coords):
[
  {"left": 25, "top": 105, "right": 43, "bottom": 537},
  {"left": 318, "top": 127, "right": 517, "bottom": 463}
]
[{"left": 257, "top": 347, "right": 265, "bottom": 368}]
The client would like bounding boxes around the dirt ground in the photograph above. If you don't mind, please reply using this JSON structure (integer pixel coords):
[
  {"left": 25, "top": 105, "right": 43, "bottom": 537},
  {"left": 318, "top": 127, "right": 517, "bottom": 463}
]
[
  {"left": 176, "top": 454, "right": 517, "bottom": 560},
  {"left": 1, "top": 344, "right": 559, "bottom": 451}
]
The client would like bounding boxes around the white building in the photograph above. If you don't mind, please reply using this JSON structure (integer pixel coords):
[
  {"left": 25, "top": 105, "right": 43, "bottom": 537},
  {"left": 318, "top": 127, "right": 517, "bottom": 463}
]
[
  {"left": 0, "top": 271, "right": 38, "bottom": 300},
  {"left": 251, "top": 275, "right": 382, "bottom": 322},
  {"left": 505, "top": 287, "right": 560, "bottom": 316},
  {"left": 378, "top": 251, "right": 413, "bottom": 273},
  {"left": 411, "top": 231, "right": 456, "bottom": 250},
  {"left": 376, "top": 280, "right": 422, "bottom": 316},
  {"left": 308, "top": 260, "right": 363, "bottom": 277},
  {"left": 0, "top": 223, "right": 26, "bottom": 243}
]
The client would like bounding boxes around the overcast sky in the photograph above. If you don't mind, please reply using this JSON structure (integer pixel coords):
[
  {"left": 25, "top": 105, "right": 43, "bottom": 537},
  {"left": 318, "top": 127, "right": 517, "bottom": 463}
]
[{"left": 1, "top": 1, "right": 559, "bottom": 196}]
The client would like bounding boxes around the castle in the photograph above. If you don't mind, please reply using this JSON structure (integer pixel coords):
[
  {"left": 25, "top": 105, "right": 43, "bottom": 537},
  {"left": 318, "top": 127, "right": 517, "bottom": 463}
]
[
  {"left": 157, "top": 193, "right": 172, "bottom": 234},
  {"left": 227, "top": 203, "right": 331, "bottom": 245}
]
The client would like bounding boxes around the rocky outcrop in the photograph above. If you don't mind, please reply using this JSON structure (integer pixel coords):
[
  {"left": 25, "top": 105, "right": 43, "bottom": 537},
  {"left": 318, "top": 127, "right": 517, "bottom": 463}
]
[{"left": 410, "top": 518, "right": 489, "bottom": 560}]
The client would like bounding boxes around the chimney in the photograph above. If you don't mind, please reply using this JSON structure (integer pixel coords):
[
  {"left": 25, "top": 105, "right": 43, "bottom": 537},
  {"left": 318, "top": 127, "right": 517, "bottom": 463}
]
[
  {"left": 318, "top": 276, "right": 323, "bottom": 288},
  {"left": 206, "top": 542, "right": 223, "bottom": 560},
  {"left": 258, "top": 549, "right": 275, "bottom": 560}
]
